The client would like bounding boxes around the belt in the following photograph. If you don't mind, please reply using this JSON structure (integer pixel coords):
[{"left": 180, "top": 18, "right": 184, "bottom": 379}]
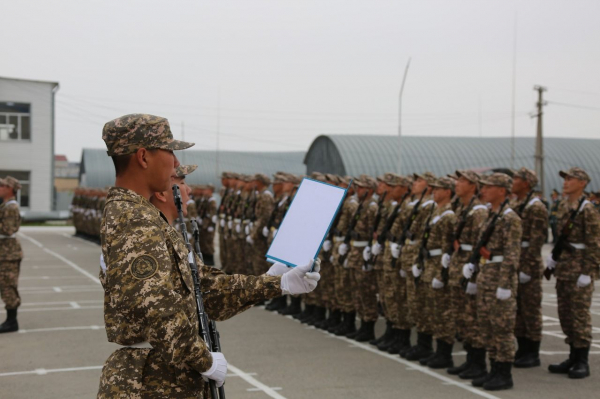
[
  {"left": 482, "top": 255, "right": 504, "bottom": 264},
  {"left": 233, "top": 218, "right": 241, "bottom": 223},
  {"left": 521, "top": 241, "right": 530, "bottom": 248},
  {"left": 428, "top": 249, "right": 443, "bottom": 257},
  {"left": 570, "top": 243, "right": 586, "bottom": 250},
  {"left": 460, "top": 244, "right": 473, "bottom": 251},
  {"left": 0, "top": 234, "right": 16, "bottom": 239},
  {"left": 405, "top": 239, "right": 418, "bottom": 246},
  {"left": 333, "top": 236, "right": 344, "bottom": 243},
  {"left": 352, "top": 240, "right": 369, "bottom": 248}
]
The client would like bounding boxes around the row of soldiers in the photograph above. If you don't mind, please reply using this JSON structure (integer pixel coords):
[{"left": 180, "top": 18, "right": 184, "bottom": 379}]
[{"left": 220, "top": 166, "right": 598, "bottom": 392}]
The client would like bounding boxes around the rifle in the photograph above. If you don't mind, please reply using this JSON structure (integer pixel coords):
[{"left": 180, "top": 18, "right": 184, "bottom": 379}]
[
  {"left": 370, "top": 190, "right": 411, "bottom": 265},
  {"left": 391, "top": 190, "right": 427, "bottom": 268},
  {"left": 515, "top": 190, "right": 534, "bottom": 218},
  {"left": 363, "top": 191, "right": 388, "bottom": 269},
  {"left": 173, "top": 186, "right": 224, "bottom": 399},
  {"left": 544, "top": 196, "right": 587, "bottom": 280},
  {"left": 218, "top": 188, "right": 229, "bottom": 214},
  {"left": 338, "top": 191, "right": 369, "bottom": 266},
  {"left": 461, "top": 198, "right": 510, "bottom": 289},
  {"left": 413, "top": 205, "right": 436, "bottom": 283}
]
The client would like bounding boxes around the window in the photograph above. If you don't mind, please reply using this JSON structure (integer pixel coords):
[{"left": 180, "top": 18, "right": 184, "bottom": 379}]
[
  {"left": 0, "top": 102, "right": 31, "bottom": 141},
  {"left": 0, "top": 171, "right": 30, "bottom": 207}
]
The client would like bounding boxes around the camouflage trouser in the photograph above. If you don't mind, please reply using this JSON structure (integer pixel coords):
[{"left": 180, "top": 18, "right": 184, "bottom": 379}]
[
  {"left": 0, "top": 260, "right": 21, "bottom": 309},
  {"left": 251, "top": 240, "right": 270, "bottom": 276},
  {"left": 450, "top": 286, "right": 484, "bottom": 348},
  {"left": 556, "top": 279, "right": 594, "bottom": 348},
  {"left": 320, "top": 259, "right": 336, "bottom": 309},
  {"left": 219, "top": 229, "right": 231, "bottom": 273},
  {"left": 98, "top": 348, "right": 207, "bottom": 399},
  {"left": 515, "top": 275, "right": 543, "bottom": 341},
  {"left": 383, "top": 269, "right": 411, "bottom": 330},
  {"left": 352, "top": 267, "right": 379, "bottom": 322},
  {"left": 432, "top": 284, "right": 453, "bottom": 344},
  {"left": 477, "top": 286, "right": 516, "bottom": 362},
  {"left": 374, "top": 269, "right": 386, "bottom": 318},
  {"left": 406, "top": 278, "right": 432, "bottom": 334},
  {"left": 335, "top": 263, "right": 354, "bottom": 313},
  {"left": 199, "top": 233, "right": 215, "bottom": 257}
]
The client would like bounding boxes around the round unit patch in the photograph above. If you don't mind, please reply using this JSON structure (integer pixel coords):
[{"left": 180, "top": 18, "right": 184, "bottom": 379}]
[{"left": 130, "top": 254, "right": 159, "bottom": 280}]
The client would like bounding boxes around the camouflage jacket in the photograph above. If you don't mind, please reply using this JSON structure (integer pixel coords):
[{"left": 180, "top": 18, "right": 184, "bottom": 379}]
[
  {"left": 250, "top": 189, "right": 274, "bottom": 241},
  {"left": 201, "top": 196, "right": 217, "bottom": 231},
  {"left": 347, "top": 196, "right": 378, "bottom": 269},
  {"left": 382, "top": 196, "right": 411, "bottom": 271},
  {"left": 555, "top": 195, "right": 600, "bottom": 280},
  {"left": 513, "top": 196, "right": 548, "bottom": 276},
  {"left": 400, "top": 195, "right": 436, "bottom": 271},
  {"left": 476, "top": 206, "right": 522, "bottom": 291},
  {"left": 372, "top": 199, "right": 396, "bottom": 270},
  {"left": 330, "top": 195, "right": 358, "bottom": 264},
  {"left": 423, "top": 202, "right": 456, "bottom": 282},
  {"left": 0, "top": 198, "right": 22, "bottom": 261}
]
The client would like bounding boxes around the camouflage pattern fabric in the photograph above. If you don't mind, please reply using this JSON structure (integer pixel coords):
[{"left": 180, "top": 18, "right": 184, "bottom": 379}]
[
  {"left": 0, "top": 260, "right": 21, "bottom": 309},
  {"left": 556, "top": 279, "right": 595, "bottom": 348},
  {"left": 334, "top": 195, "right": 358, "bottom": 313},
  {"left": 250, "top": 189, "right": 274, "bottom": 275},
  {"left": 0, "top": 198, "right": 23, "bottom": 310},
  {"left": 199, "top": 195, "right": 217, "bottom": 257}
]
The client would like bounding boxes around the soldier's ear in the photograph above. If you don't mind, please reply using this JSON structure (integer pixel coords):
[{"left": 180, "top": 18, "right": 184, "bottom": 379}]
[
  {"left": 135, "top": 148, "right": 150, "bottom": 170},
  {"left": 153, "top": 191, "right": 168, "bottom": 204}
]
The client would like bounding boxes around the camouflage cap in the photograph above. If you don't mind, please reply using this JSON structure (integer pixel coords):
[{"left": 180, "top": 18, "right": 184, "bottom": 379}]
[
  {"left": 413, "top": 171, "right": 437, "bottom": 185},
  {"left": 0, "top": 176, "right": 21, "bottom": 191},
  {"left": 479, "top": 172, "right": 513, "bottom": 190},
  {"left": 272, "top": 172, "right": 287, "bottom": 183},
  {"left": 559, "top": 167, "right": 591, "bottom": 183},
  {"left": 229, "top": 172, "right": 242, "bottom": 180},
  {"left": 378, "top": 172, "right": 408, "bottom": 187},
  {"left": 221, "top": 171, "right": 235, "bottom": 179},
  {"left": 354, "top": 174, "right": 378, "bottom": 189},
  {"left": 430, "top": 177, "right": 455, "bottom": 190},
  {"left": 456, "top": 170, "right": 480, "bottom": 184},
  {"left": 310, "top": 172, "right": 327, "bottom": 182},
  {"left": 174, "top": 164, "right": 198, "bottom": 178},
  {"left": 512, "top": 167, "right": 538, "bottom": 187},
  {"left": 102, "top": 114, "right": 194, "bottom": 156},
  {"left": 252, "top": 173, "right": 272, "bottom": 186},
  {"left": 241, "top": 174, "right": 254, "bottom": 183},
  {"left": 446, "top": 172, "right": 458, "bottom": 180},
  {"left": 325, "top": 173, "right": 341, "bottom": 185}
]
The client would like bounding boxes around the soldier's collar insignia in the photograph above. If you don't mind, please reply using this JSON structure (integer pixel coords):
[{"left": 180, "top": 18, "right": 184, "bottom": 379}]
[{"left": 130, "top": 254, "right": 159, "bottom": 280}]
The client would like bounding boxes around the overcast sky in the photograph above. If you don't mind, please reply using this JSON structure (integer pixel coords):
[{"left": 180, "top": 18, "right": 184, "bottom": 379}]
[{"left": 2, "top": 0, "right": 600, "bottom": 161}]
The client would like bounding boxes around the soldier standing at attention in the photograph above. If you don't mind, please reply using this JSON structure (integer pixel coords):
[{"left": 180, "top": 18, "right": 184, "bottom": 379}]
[
  {"left": 511, "top": 168, "right": 548, "bottom": 368},
  {"left": 463, "top": 173, "right": 521, "bottom": 391},
  {"left": 0, "top": 176, "right": 23, "bottom": 333},
  {"left": 217, "top": 172, "right": 233, "bottom": 273},
  {"left": 549, "top": 189, "right": 561, "bottom": 243},
  {"left": 247, "top": 174, "right": 274, "bottom": 276},
  {"left": 98, "top": 114, "right": 320, "bottom": 397},
  {"left": 200, "top": 184, "right": 217, "bottom": 266},
  {"left": 546, "top": 167, "right": 600, "bottom": 379}
]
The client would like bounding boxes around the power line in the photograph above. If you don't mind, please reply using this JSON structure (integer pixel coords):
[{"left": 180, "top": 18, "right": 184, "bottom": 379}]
[{"left": 547, "top": 101, "right": 600, "bottom": 111}]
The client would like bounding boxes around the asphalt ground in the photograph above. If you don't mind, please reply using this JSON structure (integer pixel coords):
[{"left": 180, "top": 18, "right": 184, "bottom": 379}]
[{"left": 2, "top": 226, "right": 599, "bottom": 398}]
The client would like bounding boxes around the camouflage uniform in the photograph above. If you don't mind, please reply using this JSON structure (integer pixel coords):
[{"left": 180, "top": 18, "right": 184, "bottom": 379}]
[
  {"left": 249, "top": 175, "right": 274, "bottom": 276},
  {"left": 334, "top": 194, "right": 358, "bottom": 314},
  {"left": 0, "top": 178, "right": 23, "bottom": 311},
  {"left": 199, "top": 191, "right": 217, "bottom": 264}
]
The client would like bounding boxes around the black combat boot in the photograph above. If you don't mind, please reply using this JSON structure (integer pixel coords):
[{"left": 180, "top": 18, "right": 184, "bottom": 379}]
[
  {"left": 549, "top": 344, "right": 575, "bottom": 374},
  {"left": 483, "top": 362, "right": 513, "bottom": 391},
  {"left": 459, "top": 347, "right": 487, "bottom": 380},
  {"left": 399, "top": 329, "right": 414, "bottom": 358},
  {"left": 568, "top": 347, "right": 591, "bottom": 379},
  {"left": 377, "top": 329, "right": 399, "bottom": 352},
  {"left": 314, "top": 309, "right": 331, "bottom": 330},
  {"left": 428, "top": 340, "right": 454, "bottom": 369},
  {"left": 371, "top": 320, "right": 393, "bottom": 346},
  {"left": 306, "top": 306, "right": 327, "bottom": 326},
  {"left": 354, "top": 321, "right": 376, "bottom": 342},
  {"left": 326, "top": 310, "right": 344, "bottom": 333},
  {"left": 265, "top": 296, "right": 286, "bottom": 312},
  {"left": 346, "top": 319, "right": 366, "bottom": 339},
  {"left": 333, "top": 312, "right": 356, "bottom": 336},
  {"left": 448, "top": 343, "right": 472, "bottom": 375},
  {"left": 280, "top": 296, "right": 302, "bottom": 316},
  {"left": 514, "top": 336, "right": 527, "bottom": 362},
  {"left": 405, "top": 333, "right": 433, "bottom": 361},
  {"left": 472, "top": 359, "right": 496, "bottom": 387},
  {"left": 514, "top": 339, "right": 541, "bottom": 368},
  {"left": 0, "top": 309, "right": 18, "bottom": 334},
  {"left": 297, "top": 305, "right": 316, "bottom": 322}
]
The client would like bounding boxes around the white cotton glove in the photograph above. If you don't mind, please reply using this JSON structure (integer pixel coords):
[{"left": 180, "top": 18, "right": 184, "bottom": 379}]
[
  {"left": 212, "top": 215, "right": 218, "bottom": 224},
  {"left": 235, "top": 224, "right": 241, "bottom": 234},
  {"left": 399, "top": 269, "right": 407, "bottom": 278},
  {"left": 519, "top": 272, "right": 531, "bottom": 284},
  {"left": 322, "top": 240, "right": 332, "bottom": 252},
  {"left": 266, "top": 262, "right": 291, "bottom": 276},
  {"left": 246, "top": 235, "right": 254, "bottom": 245},
  {"left": 391, "top": 243, "right": 401, "bottom": 259},
  {"left": 201, "top": 352, "right": 228, "bottom": 388},
  {"left": 432, "top": 278, "right": 444, "bottom": 289},
  {"left": 466, "top": 282, "right": 478, "bottom": 295},
  {"left": 411, "top": 264, "right": 422, "bottom": 278},
  {"left": 207, "top": 227, "right": 214, "bottom": 233},
  {"left": 362, "top": 246, "right": 372, "bottom": 262},
  {"left": 462, "top": 263, "right": 475, "bottom": 279},
  {"left": 546, "top": 254, "right": 557, "bottom": 270},
  {"left": 280, "top": 259, "right": 321, "bottom": 295},
  {"left": 227, "top": 220, "right": 233, "bottom": 229},
  {"left": 262, "top": 226, "right": 269, "bottom": 238},
  {"left": 220, "top": 219, "right": 225, "bottom": 228},
  {"left": 338, "top": 243, "right": 348, "bottom": 256},
  {"left": 496, "top": 287, "right": 512, "bottom": 300},
  {"left": 197, "top": 217, "right": 203, "bottom": 226},
  {"left": 244, "top": 225, "right": 250, "bottom": 235},
  {"left": 100, "top": 253, "right": 107, "bottom": 273},
  {"left": 577, "top": 274, "right": 592, "bottom": 288},
  {"left": 372, "top": 242, "right": 382, "bottom": 256},
  {"left": 441, "top": 253, "right": 451, "bottom": 269}
]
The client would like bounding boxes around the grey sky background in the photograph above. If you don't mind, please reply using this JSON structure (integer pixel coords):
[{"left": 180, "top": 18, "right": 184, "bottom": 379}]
[{"left": 2, "top": 0, "right": 600, "bottom": 161}]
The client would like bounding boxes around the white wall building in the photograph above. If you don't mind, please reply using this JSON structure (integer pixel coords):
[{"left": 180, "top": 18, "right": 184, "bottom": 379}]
[{"left": 0, "top": 76, "right": 59, "bottom": 217}]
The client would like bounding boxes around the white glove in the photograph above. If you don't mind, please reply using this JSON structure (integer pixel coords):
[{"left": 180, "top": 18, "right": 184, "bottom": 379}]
[
  {"left": 245, "top": 225, "right": 250, "bottom": 235},
  {"left": 372, "top": 242, "right": 382, "bottom": 256},
  {"left": 411, "top": 264, "right": 422, "bottom": 278},
  {"left": 201, "top": 352, "right": 228, "bottom": 388},
  {"left": 246, "top": 235, "right": 254, "bottom": 245},
  {"left": 577, "top": 274, "right": 591, "bottom": 288},
  {"left": 212, "top": 215, "right": 218, "bottom": 224},
  {"left": 338, "top": 243, "right": 348, "bottom": 256},
  {"left": 496, "top": 287, "right": 512, "bottom": 300},
  {"left": 220, "top": 219, "right": 225, "bottom": 228},
  {"left": 432, "top": 278, "right": 444, "bottom": 289},
  {"left": 462, "top": 263, "right": 475, "bottom": 279},
  {"left": 399, "top": 269, "right": 407, "bottom": 278},
  {"left": 441, "top": 253, "right": 451, "bottom": 268},
  {"left": 362, "top": 246, "right": 372, "bottom": 262},
  {"left": 227, "top": 220, "right": 233, "bottom": 229},
  {"left": 546, "top": 254, "right": 557, "bottom": 270},
  {"left": 323, "top": 240, "right": 332, "bottom": 252},
  {"left": 519, "top": 272, "right": 531, "bottom": 284},
  {"left": 197, "top": 217, "right": 203, "bottom": 226},
  {"left": 235, "top": 224, "right": 241, "bottom": 234},
  {"left": 391, "top": 243, "right": 401, "bottom": 259},
  {"left": 262, "top": 226, "right": 269, "bottom": 238},
  {"left": 207, "top": 227, "right": 214, "bottom": 233},
  {"left": 281, "top": 259, "right": 321, "bottom": 295},
  {"left": 266, "top": 262, "right": 290, "bottom": 276},
  {"left": 466, "top": 282, "right": 478, "bottom": 295}
]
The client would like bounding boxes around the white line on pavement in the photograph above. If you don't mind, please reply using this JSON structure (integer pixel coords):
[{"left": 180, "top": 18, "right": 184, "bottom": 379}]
[
  {"left": 0, "top": 366, "right": 103, "bottom": 377},
  {"left": 61, "top": 233, "right": 100, "bottom": 248},
  {"left": 0, "top": 306, "right": 103, "bottom": 313},
  {"left": 21, "top": 300, "right": 102, "bottom": 306},
  {"left": 18, "top": 325, "right": 104, "bottom": 334},
  {"left": 19, "top": 276, "right": 87, "bottom": 281},
  {"left": 228, "top": 364, "right": 287, "bottom": 399}
]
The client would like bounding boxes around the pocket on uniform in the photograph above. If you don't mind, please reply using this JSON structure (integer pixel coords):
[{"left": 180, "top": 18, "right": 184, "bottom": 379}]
[{"left": 172, "top": 241, "right": 195, "bottom": 294}]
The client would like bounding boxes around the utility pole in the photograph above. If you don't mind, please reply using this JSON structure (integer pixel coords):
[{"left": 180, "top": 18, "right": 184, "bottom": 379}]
[
  {"left": 510, "top": 12, "right": 518, "bottom": 168},
  {"left": 533, "top": 85, "right": 547, "bottom": 195},
  {"left": 397, "top": 57, "right": 411, "bottom": 175}
]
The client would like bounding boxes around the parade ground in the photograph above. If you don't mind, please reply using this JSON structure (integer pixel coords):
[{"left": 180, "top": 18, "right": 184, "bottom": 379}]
[{"left": 2, "top": 226, "right": 599, "bottom": 399}]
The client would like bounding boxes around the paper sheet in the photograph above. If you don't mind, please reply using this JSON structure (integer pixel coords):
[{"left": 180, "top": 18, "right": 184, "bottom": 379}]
[{"left": 266, "top": 178, "right": 347, "bottom": 267}]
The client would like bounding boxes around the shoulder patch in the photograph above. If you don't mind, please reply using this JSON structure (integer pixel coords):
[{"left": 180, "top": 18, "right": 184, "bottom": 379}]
[{"left": 130, "top": 254, "right": 159, "bottom": 280}]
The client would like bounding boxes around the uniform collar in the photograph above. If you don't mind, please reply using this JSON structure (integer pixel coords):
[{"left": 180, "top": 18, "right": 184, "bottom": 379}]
[{"left": 106, "top": 187, "right": 167, "bottom": 222}]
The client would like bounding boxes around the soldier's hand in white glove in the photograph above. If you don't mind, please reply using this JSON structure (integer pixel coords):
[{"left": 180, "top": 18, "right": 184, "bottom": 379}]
[
  {"left": 244, "top": 225, "right": 250, "bottom": 235},
  {"left": 411, "top": 264, "right": 422, "bottom": 278},
  {"left": 201, "top": 352, "right": 228, "bottom": 388},
  {"left": 246, "top": 235, "right": 254, "bottom": 245},
  {"left": 432, "top": 278, "right": 444, "bottom": 289},
  {"left": 235, "top": 224, "right": 241, "bottom": 234},
  {"left": 227, "top": 220, "right": 233, "bottom": 229},
  {"left": 220, "top": 219, "right": 225, "bottom": 228},
  {"left": 391, "top": 243, "right": 401, "bottom": 259},
  {"left": 466, "top": 282, "right": 478, "bottom": 295},
  {"left": 262, "top": 226, "right": 269, "bottom": 238},
  {"left": 462, "top": 263, "right": 475, "bottom": 279},
  {"left": 441, "top": 253, "right": 451, "bottom": 268},
  {"left": 496, "top": 287, "right": 511, "bottom": 300},
  {"left": 546, "top": 254, "right": 557, "bottom": 270},
  {"left": 399, "top": 269, "right": 407, "bottom": 278},
  {"left": 519, "top": 272, "right": 531, "bottom": 284},
  {"left": 338, "top": 243, "right": 348, "bottom": 256},
  {"left": 372, "top": 242, "right": 382, "bottom": 256},
  {"left": 266, "top": 262, "right": 290, "bottom": 276},
  {"left": 281, "top": 259, "right": 321, "bottom": 295},
  {"left": 577, "top": 274, "right": 591, "bottom": 288},
  {"left": 212, "top": 215, "right": 218, "bottom": 224},
  {"left": 362, "top": 246, "right": 372, "bottom": 262},
  {"left": 322, "top": 240, "right": 332, "bottom": 252},
  {"left": 207, "top": 227, "right": 214, "bottom": 233}
]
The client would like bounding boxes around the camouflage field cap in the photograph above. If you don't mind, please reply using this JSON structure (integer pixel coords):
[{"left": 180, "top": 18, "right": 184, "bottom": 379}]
[
  {"left": 512, "top": 167, "right": 538, "bottom": 188},
  {"left": 325, "top": 173, "right": 341, "bottom": 185},
  {"left": 252, "top": 173, "right": 272, "bottom": 186},
  {"left": 175, "top": 164, "right": 198, "bottom": 178},
  {"left": 272, "top": 171, "right": 287, "bottom": 183},
  {"left": 447, "top": 172, "right": 458, "bottom": 180},
  {"left": 456, "top": 170, "right": 480, "bottom": 184},
  {"left": 310, "top": 172, "right": 327, "bottom": 182},
  {"left": 378, "top": 172, "right": 408, "bottom": 187},
  {"left": 240, "top": 174, "right": 254, "bottom": 183},
  {"left": 355, "top": 174, "right": 378, "bottom": 189},
  {"left": 413, "top": 171, "right": 437, "bottom": 185},
  {"left": 559, "top": 167, "right": 590, "bottom": 183},
  {"left": 102, "top": 114, "right": 194, "bottom": 156},
  {"left": 430, "top": 177, "right": 455, "bottom": 190},
  {"left": 0, "top": 176, "right": 22, "bottom": 191},
  {"left": 479, "top": 173, "right": 513, "bottom": 190},
  {"left": 221, "top": 171, "right": 235, "bottom": 179}
]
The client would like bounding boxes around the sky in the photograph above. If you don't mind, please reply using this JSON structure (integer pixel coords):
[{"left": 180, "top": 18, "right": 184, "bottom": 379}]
[{"left": 2, "top": 0, "right": 600, "bottom": 161}]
